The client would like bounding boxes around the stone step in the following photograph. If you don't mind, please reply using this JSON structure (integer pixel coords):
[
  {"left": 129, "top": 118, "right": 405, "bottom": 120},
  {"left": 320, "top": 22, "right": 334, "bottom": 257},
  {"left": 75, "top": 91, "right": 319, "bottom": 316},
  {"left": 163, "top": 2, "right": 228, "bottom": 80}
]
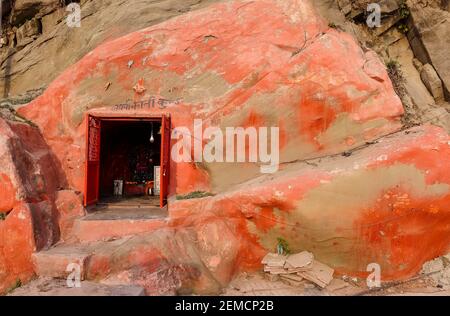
[
  {"left": 32, "top": 244, "right": 92, "bottom": 280},
  {"left": 72, "top": 207, "right": 168, "bottom": 242},
  {"left": 8, "top": 278, "right": 145, "bottom": 296},
  {"left": 32, "top": 237, "right": 136, "bottom": 281}
]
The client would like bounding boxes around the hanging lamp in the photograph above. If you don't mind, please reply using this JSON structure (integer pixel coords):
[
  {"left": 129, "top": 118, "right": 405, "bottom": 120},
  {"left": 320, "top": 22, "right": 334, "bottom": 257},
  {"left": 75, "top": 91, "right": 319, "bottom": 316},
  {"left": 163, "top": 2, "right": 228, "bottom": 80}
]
[{"left": 149, "top": 122, "right": 155, "bottom": 143}]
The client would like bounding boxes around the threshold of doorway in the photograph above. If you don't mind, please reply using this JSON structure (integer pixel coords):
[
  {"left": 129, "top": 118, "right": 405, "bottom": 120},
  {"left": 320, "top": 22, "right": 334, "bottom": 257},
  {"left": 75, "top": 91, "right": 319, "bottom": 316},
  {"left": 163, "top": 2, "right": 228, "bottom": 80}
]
[{"left": 85, "top": 195, "right": 168, "bottom": 221}]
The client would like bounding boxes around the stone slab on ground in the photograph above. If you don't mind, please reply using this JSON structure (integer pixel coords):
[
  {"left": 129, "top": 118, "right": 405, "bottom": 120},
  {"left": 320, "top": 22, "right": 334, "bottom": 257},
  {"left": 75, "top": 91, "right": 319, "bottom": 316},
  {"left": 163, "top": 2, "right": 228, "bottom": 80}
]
[{"left": 32, "top": 244, "right": 92, "bottom": 279}]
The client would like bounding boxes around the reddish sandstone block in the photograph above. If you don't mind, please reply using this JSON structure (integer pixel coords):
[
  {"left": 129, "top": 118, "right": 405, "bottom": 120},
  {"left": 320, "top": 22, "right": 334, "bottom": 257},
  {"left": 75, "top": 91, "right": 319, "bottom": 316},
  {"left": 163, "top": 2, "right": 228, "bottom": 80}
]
[
  {"left": 0, "top": 203, "right": 36, "bottom": 293},
  {"left": 0, "top": 173, "right": 16, "bottom": 213},
  {"left": 32, "top": 244, "right": 92, "bottom": 280},
  {"left": 72, "top": 218, "right": 167, "bottom": 243},
  {"left": 55, "top": 190, "right": 86, "bottom": 242}
]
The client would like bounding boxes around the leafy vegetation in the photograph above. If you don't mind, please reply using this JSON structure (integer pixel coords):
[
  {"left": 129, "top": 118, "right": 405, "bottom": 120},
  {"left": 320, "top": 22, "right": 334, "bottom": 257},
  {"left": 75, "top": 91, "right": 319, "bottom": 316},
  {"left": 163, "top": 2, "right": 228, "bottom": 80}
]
[
  {"left": 6, "top": 279, "right": 22, "bottom": 294},
  {"left": 276, "top": 237, "right": 291, "bottom": 255},
  {"left": 386, "top": 59, "right": 399, "bottom": 70},
  {"left": 399, "top": 0, "right": 410, "bottom": 19},
  {"left": 397, "top": 0, "right": 410, "bottom": 33},
  {"left": 176, "top": 191, "right": 214, "bottom": 200},
  {"left": 386, "top": 59, "right": 407, "bottom": 99}
]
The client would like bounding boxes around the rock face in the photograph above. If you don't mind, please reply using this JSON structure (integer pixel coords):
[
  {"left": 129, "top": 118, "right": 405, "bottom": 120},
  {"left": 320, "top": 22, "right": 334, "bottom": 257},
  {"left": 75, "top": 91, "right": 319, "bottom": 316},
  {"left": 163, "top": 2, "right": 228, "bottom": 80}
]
[
  {"left": 0, "top": 0, "right": 224, "bottom": 98},
  {"left": 15, "top": 18, "right": 41, "bottom": 49},
  {"left": 421, "top": 63, "right": 445, "bottom": 101},
  {"left": 18, "top": 0, "right": 404, "bottom": 194},
  {"left": 0, "top": 117, "right": 84, "bottom": 293},
  {"left": 0, "top": 118, "right": 53, "bottom": 292},
  {"left": 170, "top": 125, "right": 450, "bottom": 281},
  {"left": 0, "top": 0, "right": 449, "bottom": 295},
  {"left": 407, "top": 0, "right": 450, "bottom": 100}
]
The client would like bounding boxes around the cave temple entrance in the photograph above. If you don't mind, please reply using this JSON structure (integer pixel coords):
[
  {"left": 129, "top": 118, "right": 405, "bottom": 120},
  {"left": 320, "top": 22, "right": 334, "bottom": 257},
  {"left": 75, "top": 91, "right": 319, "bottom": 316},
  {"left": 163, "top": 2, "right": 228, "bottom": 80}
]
[{"left": 84, "top": 114, "right": 171, "bottom": 209}]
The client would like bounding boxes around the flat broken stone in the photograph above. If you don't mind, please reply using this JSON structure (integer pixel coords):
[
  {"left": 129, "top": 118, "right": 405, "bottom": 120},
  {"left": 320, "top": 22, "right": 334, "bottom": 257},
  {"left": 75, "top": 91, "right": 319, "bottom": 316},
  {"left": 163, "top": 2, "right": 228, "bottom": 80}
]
[
  {"left": 284, "top": 263, "right": 313, "bottom": 272},
  {"left": 285, "top": 251, "right": 314, "bottom": 269},
  {"left": 261, "top": 253, "right": 287, "bottom": 267},
  {"left": 264, "top": 266, "right": 288, "bottom": 275},
  {"left": 280, "top": 274, "right": 304, "bottom": 282},
  {"left": 264, "top": 273, "right": 280, "bottom": 282},
  {"left": 280, "top": 277, "right": 303, "bottom": 287},
  {"left": 298, "top": 260, "right": 334, "bottom": 288}
]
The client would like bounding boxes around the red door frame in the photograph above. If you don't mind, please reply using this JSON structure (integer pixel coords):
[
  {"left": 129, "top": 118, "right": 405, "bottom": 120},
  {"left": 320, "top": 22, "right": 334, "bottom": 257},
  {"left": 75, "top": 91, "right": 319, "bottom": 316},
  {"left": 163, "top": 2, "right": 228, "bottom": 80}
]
[
  {"left": 84, "top": 115, "right": 101, "bottom": 206},
  {"left": 84, "top": 114, "right": 171, "bottom": 208},
  {"left": 160, "top": 114, "right": 171, "bottom": 207}
]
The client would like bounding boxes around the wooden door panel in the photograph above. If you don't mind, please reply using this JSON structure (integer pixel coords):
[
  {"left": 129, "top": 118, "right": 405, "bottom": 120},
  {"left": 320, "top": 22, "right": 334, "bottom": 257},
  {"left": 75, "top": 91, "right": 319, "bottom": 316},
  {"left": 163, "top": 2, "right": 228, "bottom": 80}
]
[
  {"left": 84, "top": 115, "right": 101, "bottom": 206},
  {"left": 160, "top": 115, "right": 171, "bottom": 207}
]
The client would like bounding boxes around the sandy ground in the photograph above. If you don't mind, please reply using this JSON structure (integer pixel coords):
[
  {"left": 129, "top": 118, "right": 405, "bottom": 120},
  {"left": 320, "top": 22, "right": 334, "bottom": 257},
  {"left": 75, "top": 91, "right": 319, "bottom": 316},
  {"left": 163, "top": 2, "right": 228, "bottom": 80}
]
[
  {"left": 6, "top": 270, "right": 450, "bottom": 296},
  {"left": 221, "top": 272, "right": 450, "bottom": 296}
]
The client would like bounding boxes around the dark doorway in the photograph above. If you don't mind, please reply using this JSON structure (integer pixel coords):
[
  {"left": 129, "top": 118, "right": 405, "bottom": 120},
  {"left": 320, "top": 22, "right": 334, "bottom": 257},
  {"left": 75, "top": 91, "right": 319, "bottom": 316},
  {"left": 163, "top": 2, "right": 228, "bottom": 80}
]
[
  {"left": 84, "top": 115, "right": 171, "bottom": 208},
  {"left": 99, "top": 120, "right": 161, "bottom": 201}
]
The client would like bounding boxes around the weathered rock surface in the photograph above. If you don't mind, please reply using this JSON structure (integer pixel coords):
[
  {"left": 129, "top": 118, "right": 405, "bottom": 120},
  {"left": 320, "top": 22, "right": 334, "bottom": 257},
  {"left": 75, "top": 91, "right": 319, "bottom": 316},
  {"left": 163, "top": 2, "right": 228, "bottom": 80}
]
[
  {"left": 0, "top": 0, "right": 224, "bottom": 98},
  {"left": 8, "top": 277, "right": 146, "bottom": 296},
  {"left": 18, "top": 0, "right": 404, "bottom": 194},
  {"left": 15, "top": 18, "right": 41, "bottom": 49},
  {"left": 9, "top": 0, "right": 59, "bottom": 26},
  {"left": 168, "top": 125, "right": 450, "bottom": 281},
  {"left": 318, "top": 0, "right": 449, "bottom": 129},
  {"left": 421, "top": 63, "right": 445, "bottom": 101},
  {"left": 30, "top": 125, "right": 450, "bottom": 294},
  {"left": 407, "top": 0, "right": 450, "bottom": 100},
  {"left": 1, "top": 0, "right": 449, "bottom": 295},
  {"left": 0, "top": 117, "right": 83, "bottom": 293},
  {"left": 422, "top": 253, "right": 450, "bottom": 289}
]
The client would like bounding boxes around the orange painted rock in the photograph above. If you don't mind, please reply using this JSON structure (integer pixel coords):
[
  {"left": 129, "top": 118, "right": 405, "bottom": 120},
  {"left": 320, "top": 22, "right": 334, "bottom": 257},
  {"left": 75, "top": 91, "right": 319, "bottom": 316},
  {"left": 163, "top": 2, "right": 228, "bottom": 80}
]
[
  {"left": 0, "top": 203, "right": 36, "bottom": 293},
  {"left": 1, "top": 0, "right": 449, "bottom": 294},
  {"left": 18, "top": 0, "right": 404, "bottom": 195},
  {"left": 78, "top": 123, "right": 450, "bottom": 294},
  {"left": 54, "top": 190, "right": 86, "bottom": 242},
  {"left": 169, "top": 125, "right": 450, "bottom": 281},
  {"left": 0, "top": 118, "right": 66, "bottom": 292},
  {"left": 0, "top": 173, "right": 16, "bottom": 213}
]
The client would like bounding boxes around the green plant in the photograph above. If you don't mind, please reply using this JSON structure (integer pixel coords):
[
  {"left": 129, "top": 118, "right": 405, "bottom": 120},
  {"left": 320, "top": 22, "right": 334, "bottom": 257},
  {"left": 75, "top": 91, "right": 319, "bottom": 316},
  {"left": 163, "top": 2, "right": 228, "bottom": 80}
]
[
  {"left": 399, "top": 1, "right": 410, "bottom": 19},
  {"left": 7, "top": 279, "right": 22, "bottom": 293},
  {"left": 396, "top": 1, "right": 410, "bottom": 33},
  {"left": 397, "top": 23, "right": 409, "bottom": 33},
  {"left": 176, "top": 191, "right": 214, "bottom": 200},
  {"left": 0, "top": 213, "right": 5, "bottom": 221},
  {"left": 276, "top": 237, "right": 291, "bottom": 255},
  {"left": 386, "top": 59, "right": 399, "bottom": 70},
  {"left": 386, "top": 59, "right": 407, "bottom": 99},
  {"left": 328, "top": 22, "right": 337, "bottom": 29}
]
